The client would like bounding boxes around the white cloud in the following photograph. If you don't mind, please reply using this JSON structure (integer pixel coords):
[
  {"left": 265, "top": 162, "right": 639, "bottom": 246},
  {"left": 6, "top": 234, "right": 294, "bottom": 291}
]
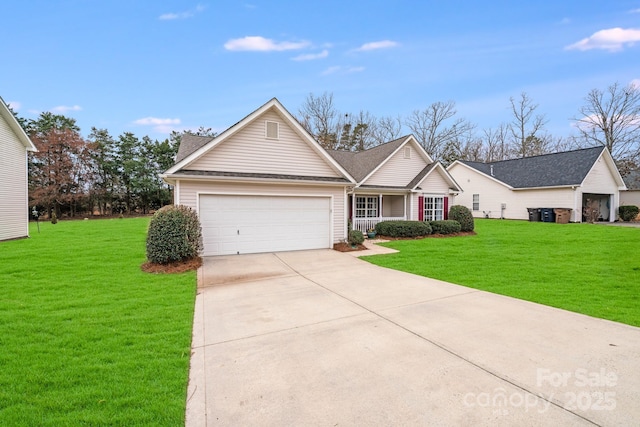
[
  {"left": 630, "top": 79, "right": 640, "bottom": 89},
  {"left": 557, "top": 17, "right": 571, "bottom": 25},
  {"left": 134, "top": 117, "right": 181, "bottom": 134},
  {"left": 224, "top": 36, "right": 310, "bottom": 51},
  {"left": 321, "top": 65, "right": 365, "bottom": 76},
  {"left": 159, "top": 4, "right": 206, "bottom": 20},
  {"left": 52, "top": 105, "right": 82, "bottom": 113},
  {"left": 291, "top": 49, "right": 329, "bottom": 61},
  {"left": 354, "top": 40, "right": 399, "bottom": 52},
  {"left": 565, "top": 27, "right": 640, "bottom": 52},
  {"left": 7, "top": 101, "right": 21, "bottom": 110},
  {"left": 629, "top": 8, "right": 640, "bottom": 14}
]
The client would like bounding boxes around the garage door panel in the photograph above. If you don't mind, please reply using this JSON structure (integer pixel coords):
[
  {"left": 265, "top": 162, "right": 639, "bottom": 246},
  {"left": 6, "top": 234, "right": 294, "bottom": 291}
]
[{"left": 199, "top": 195, "right": 331, "bottom": 256}]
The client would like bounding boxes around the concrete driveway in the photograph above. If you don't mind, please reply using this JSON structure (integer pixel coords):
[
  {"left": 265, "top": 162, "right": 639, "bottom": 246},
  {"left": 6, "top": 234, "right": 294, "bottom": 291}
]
[{"left": 187, "top": 249, "right": 640, "bottom": 426}]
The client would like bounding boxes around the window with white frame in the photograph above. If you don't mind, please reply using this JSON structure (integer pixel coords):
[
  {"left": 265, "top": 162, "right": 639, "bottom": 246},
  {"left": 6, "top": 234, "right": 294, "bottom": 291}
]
[
  {"left": 424, "top": 196, "right": 444, "bottom": 221},
  {"left": 472, "top": 194, "right": 479, "bottom": 211},
  {"left": 355, "top": 196, "right": 379, "bottom": 218}
]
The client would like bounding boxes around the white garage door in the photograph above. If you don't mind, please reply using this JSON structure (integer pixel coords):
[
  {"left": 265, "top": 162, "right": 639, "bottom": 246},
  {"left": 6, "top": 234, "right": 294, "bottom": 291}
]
[{"left": 199, "top": 194, "right": 332, "bottom": 256}]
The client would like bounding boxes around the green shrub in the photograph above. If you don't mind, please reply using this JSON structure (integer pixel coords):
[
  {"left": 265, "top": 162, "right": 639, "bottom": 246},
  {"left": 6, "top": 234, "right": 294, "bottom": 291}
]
[
  {"left": 348, "top": 229, "right": 364, "bottom": 245},
  {"left": 51, "top": 212, "right": 58, "bottom": 225},
  {"left": 430, "top": 220, "right": 462, "bottom": 235},
  {"left": 619, "top": 205, "right": 639, "bottom": 222},
  {"left": 375, "top": 220, "right": 432, "bottom": 237},
  {"left": 146, "top": 205, "right": 203, "bottom": 264},
  {"left": 448, "top": 205, "right": 475, "bottom": 232}
]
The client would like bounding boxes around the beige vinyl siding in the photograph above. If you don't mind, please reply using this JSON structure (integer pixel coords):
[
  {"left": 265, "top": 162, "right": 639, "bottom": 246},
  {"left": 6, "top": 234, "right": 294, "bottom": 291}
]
[
  {"left": 186, "top": 110, "right": 341, "bottom": 178},
  {"left": 620, "top": 191, "right": 640, "bottom": 207},
  {"left": 581, "top": 157, "right": 620, "bottom": 193},
  {"left": 0, "top": 115, "right": 29, "bottom": 241},
  {"left": 365, "top": 142, "right": 428, "bottom": 187},
  {"left": 449, "top": 163, "right": 579, "bottom": 221},
  {"left": 176, "top": 180, "right": 347, "bottom": 243},
  {"left": 418, "top": 169, "right": 451, "bottom": 193}
]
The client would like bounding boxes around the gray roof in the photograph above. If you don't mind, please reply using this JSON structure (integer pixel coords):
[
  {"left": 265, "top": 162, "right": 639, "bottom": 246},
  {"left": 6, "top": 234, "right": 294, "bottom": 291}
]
[
  {"left": 461, "top": 146, "right": 606, "bottom": 189},
  {"left": 173, "top": 170, "right": 349, "bottom": 183},
  {"left": 175, "top": 134, "right": 215, "bottom": 163},
  {"left": 327, "top": 136, "right": 409, "bottom": 182},
  {"left": 623, "top": 170, "right": 640, "bottom": 190}
]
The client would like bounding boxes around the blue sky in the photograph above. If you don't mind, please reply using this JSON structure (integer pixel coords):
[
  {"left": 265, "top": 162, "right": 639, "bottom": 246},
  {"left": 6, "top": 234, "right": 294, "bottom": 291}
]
[{"left": 2, "top": 1, "right": 639, "bottom": 141}]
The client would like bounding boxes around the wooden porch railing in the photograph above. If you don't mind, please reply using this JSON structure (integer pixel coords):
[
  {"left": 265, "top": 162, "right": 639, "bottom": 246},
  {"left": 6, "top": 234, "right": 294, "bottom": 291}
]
[{"left": 352, "top": 217, "right": 406, "bottom": 233}]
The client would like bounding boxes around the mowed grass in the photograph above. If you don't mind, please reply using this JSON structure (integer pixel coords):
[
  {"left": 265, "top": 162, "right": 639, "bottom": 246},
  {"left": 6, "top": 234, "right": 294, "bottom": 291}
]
[
  {"left": 364, "top": 219, "right": 640, "bottom": 327},
  {"left": 0, "top": 218, "right": 196, "bottom": 426}
]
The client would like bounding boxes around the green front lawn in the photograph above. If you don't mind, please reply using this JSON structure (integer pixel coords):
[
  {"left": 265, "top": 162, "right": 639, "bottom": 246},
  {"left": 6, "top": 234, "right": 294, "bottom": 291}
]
[
  {"left": 364, "top": 219, "right": 640, "bottom": 327},
  {"left": 0, "top": 218, "right": 196, "bottom": 426}
]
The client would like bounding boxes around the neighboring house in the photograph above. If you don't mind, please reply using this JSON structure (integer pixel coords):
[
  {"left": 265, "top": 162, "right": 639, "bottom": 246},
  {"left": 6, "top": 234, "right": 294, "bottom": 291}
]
[
  {"left": 620, "top": 170, "right": 640, "bottom": 208},
  {"left": 447, "top": 146, "right": 627, "bottom": 223},
  {"left": 0, "top": 97, "right": 37, "bottom": 241},
  {"left": 162, "top": 98, "right": 461, "bottom": 256}
]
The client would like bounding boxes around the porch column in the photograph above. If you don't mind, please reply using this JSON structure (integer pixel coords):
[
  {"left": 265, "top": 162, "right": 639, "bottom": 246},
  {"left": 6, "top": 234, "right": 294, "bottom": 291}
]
[
  {"left": 379, "top": 194, "right": 383, "bottom": 221},
  {"left": 403, "top": 194, "right": 407, "bottom": 220}
]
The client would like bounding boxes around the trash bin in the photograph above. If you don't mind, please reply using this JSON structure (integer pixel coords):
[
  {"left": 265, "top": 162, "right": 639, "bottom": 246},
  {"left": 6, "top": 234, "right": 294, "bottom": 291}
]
[
  {"left": 554, "top": 208, "right": 572, "bottom": 224},
  {"left": 540, "top": 208, "right": 556, "bottom": 223},
  {"left": 527, "top": 208, "right": 541, "bottom": 222}
]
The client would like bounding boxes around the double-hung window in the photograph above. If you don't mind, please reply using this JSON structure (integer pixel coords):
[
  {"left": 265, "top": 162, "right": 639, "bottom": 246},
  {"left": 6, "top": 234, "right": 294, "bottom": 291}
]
[
  {"left": 424, "top": 196, "right": 444, "bottom": 221},
  {"left": 472, "top": 194, "right": 480, "bottom": 211},
  {"left": 355, "top": 196, "right": 378, "bottom": 218}
]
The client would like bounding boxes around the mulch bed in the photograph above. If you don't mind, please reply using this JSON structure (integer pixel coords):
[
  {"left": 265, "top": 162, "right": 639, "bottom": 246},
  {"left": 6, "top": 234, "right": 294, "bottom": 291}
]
[
  {"left": 141, "top": 257, "right": 202, "bottom": 274},
  {"left": 333, "top": 242, "right": 367, "bottom": 252}
]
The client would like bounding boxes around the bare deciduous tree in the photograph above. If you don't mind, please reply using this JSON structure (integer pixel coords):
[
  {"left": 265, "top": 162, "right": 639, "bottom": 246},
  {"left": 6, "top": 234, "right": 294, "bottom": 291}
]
[
  {"left": 573, "top": 81, "right": 640, "bottom": 166},
  {"left": 508, "top": 92, "right": 549, "bottom": 158},
  {"left": 297, "top": 92, "right": 340, "bottom": 149},
  {"left": 405, "top": 100, "right": 475, "bottom": 161},
  {"left": 372, "top": 115, "right": 403, "bottom": 145}
]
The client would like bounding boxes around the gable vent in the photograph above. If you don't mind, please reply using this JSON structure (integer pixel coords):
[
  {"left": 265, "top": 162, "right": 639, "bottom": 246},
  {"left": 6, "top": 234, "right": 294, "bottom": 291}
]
[
  {"left": 265, "top": 121, "right": 279, "bottom": 139},
  {"left": 404, "top": 146, "right": 411, "bottom": 159}
]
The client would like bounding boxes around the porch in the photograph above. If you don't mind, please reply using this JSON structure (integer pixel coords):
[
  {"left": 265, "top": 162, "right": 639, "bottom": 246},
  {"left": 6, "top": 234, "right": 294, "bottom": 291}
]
[{"left": 350, "top": 193, "right": 408, "bottom": 233}]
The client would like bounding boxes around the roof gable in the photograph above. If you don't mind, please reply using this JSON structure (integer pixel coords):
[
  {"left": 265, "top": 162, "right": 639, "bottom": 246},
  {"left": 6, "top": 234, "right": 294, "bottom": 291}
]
[
  {"left": 410, "top": 162, "right": 462, "bottom": 192},
  {"left": 166, "top": 98, "right": 354, "bottom": 182},
  {"left": 327, "top": 135, "right": 434, "bottom": 185},
  {"left": 457, "top": 146, "right": 614, "bottom": 189},
  {"left": 0, "top": 97, "right": 36, "bottom": 152}
]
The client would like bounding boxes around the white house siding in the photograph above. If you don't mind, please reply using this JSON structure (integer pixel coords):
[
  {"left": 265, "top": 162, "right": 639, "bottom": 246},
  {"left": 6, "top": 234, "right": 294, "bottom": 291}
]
[
  {"left": 186, "top": 109, "right": 341, "bottom": 178},
  {"left": 448, "top": 163, "right": 578, "bottom": 221},
  {"left": 0, "top": 115, "right": 29, "bottom": 241},
  {"left": 176, "top": 179, "right": 347, "bottom": 243},
  {"left": 365, "top": 142, "right": 429, "bottom": 186},
  {"left": 621, "top": 191, "right": 640, "bottom": 208},
  {"left": 419, "top": 170, "right": 451, "bottom": 193}
]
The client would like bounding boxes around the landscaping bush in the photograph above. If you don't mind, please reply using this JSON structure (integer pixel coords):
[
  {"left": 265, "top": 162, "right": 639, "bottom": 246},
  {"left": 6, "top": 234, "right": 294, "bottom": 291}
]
[
  {"left": 348, "top": 229, "right": 364, "bottom": 245},
  {"left": 619, "top": 205, "right": 640, "bottom": 222},
  {"left": 448, "top": 205, "right": 475, "bottom": 232},
  {"left": 430, "top": 220, "right": 462, "bottom": 235},
  {"left": 375, "top": 220, "right": 432, "bottom": 237},
  {"left": 146, "top": 205, "right": 203, "bottom": 264}
]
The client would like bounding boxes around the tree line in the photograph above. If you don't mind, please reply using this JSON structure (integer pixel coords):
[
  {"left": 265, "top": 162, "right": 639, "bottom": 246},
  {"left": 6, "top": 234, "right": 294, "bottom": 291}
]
[
  {"left": 296, "top": 81, "right": 640, "bottom": 175},
  {"left": 13, "top": 80, "right": 638, "bottom": 218},
  {"left": 10, "top": 108, "right": 216, "bottom": 219}
]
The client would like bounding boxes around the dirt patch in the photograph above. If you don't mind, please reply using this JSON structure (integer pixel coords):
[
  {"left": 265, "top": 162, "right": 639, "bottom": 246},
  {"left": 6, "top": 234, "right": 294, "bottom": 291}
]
[
  {"left": 141, "top": 257, "right": 202, "bottom": 274},
  {"left": 333, "top": 242, "right": 367, "bottom": 252}
]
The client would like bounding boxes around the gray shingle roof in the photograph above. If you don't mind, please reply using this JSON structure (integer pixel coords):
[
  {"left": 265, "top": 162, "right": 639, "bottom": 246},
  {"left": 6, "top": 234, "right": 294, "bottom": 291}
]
[
  {"left": 173, "top": 170, "right": 349, "bottom": 183},
  {"left": 623, "top": 170, "right": 640, "bottom": 190},
  {"left": 326, "top": 136, "right": 409, "bottom": 182},
  {"left": 175, "top": 134, "right": 215, "bottom": 163},
  {"left": 461, "top": 146, "right": 606, "bottom": 188}
]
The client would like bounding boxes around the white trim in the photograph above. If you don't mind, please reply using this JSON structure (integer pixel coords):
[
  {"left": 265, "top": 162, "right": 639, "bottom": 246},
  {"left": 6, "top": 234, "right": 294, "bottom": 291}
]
[
  {"left": 359, "top": 136, "right": 433, "bottom": 185},
  {"left": 196, "top": 191, "right": 334, "bottom": 250},
  {"left": 412, "top": 162, "right": 462, "bottom": 192},
  {"left": 580, "top": 148, "right": 627, "bottom": 190},
  {"left": 265, "top": 120, "right": 279, "bottom": 139},
  {"left": 174, "top": 180, "right": 180, "bottom": 204},
  {"left": 165, "top": 98, "right": 355, "bottom": 183},
  {"left": 163, "top": 173, "right": 349, "bottom": 187},
  {"left": 0, "top": 97, "right": 37, "bottom": 152}
]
